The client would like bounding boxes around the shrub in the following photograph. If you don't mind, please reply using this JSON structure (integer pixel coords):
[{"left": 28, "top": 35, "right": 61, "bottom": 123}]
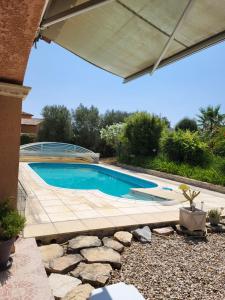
[
  {"left": 121, "top": 154, "right": 225, "bottom": 186},
  {"left": 162, "top": 130, "right": 210, "bottom": 166},
  {"left": 208, "top": 208, "right": 223, "bottom": 225},
  {"left": 175, "top": 118, "right": 197, "bottom": 132},
  {"left": 212, "top": 127, "right": 225, "bottom": 157},
  {"left": 0, "top": 201, "right": 26, "bottom": 240},
  {"left": 124, "top": 112, "right": 163, "bottom": 156},
  {"left": 20, "top": 134, "right": 36, "bottom": 145},
  {"left": 100, "top": 123, "right": 125, "bottom": 150}
]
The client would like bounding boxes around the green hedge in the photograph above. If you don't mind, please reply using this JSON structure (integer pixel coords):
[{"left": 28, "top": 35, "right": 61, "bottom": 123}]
[
  {"left": 120, "top": 155, "right": 225, "bottom": 187},
  {"left": 124, "top": 112, "right": 163, "bottom": 156},
  {"left": 20, "top": 134, "right": 36, "bottom": 145},
  {"left": 161, "top": 130, "right": 210, "bottom": 166}
]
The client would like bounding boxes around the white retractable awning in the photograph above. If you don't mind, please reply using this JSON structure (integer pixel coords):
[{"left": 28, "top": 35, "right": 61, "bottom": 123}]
[{"left": 39, "top": 0, "right": 225, "bottom": 82}]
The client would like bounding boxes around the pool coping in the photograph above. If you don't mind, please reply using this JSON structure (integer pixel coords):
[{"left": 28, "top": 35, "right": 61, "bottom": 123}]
[{"left": 19, "top": 162, "right": 225, "bottom": 241}]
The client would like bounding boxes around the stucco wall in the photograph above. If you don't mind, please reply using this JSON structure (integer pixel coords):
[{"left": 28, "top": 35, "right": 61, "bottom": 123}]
[{"left": 0, "top": 0, "right": 45, "bottom": 84}]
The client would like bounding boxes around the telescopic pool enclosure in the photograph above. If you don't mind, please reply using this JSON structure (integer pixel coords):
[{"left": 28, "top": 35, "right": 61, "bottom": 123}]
[{"left": 20, "top": 142, "right": 100, "bottom": 163}]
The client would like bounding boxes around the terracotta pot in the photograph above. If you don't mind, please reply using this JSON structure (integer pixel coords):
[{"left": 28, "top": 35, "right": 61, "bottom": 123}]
[
  {"left": 0, "top": 237, "right": 16, "bottom": 270},
  {"left": 179, "top": 207, "right": 206, "bottom": 231}
]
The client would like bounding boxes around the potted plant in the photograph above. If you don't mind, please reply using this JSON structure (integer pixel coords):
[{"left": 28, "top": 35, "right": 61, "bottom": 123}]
[
  {"left": 179, "top": 184, "right": 206, "bottom": 231},
  {"left": 208, "top": 208, "right": 223, "bottom": 226},
  {"left": 0, "top": 200, "right": 26, "bottom": 270}
]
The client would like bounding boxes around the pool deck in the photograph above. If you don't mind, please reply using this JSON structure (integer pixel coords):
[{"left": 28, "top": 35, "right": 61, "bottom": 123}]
[{"left": 19, "top": 162, "right": 225, "bottom": 239}]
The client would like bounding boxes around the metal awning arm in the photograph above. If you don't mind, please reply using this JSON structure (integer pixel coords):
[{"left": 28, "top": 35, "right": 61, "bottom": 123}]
[
  {"left": 151, "top": 0, "right": 194, "bottom": 75},
  {"left": 41, "top": 0, "right": 113, "bottom": 30}
]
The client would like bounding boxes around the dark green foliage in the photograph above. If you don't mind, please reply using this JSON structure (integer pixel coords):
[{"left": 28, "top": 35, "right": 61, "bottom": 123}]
[
  {"left": 124, "top": 112, "right": 163, "bottom": 156},
  {"left": 197, "top": 105, "right": 225, "bottom": 136},
  {"left": 162, "top": 130, "right": 210, "bottom": 166},
  {"left": 72, "top": 104, "right": 101, "bottom": 152},
  {"left": 211, "top": 127, "right": 225, "bottom": 157},
  {"left": 38, "top": 105, "right": 73, "bottom": 143},
  {"left": 0, "top": 201, "right": 26, "bottom": 240},
  {"left": 101, "top": 110, "right": 131, "bottom": 127},
  {"left": 20, "top": 134, "right": 36, "bottom": 145},
  {"left": 175, "top": 118, "right": 197, "bottom": 132},
  {"left": 120, "top": 154, "right": 225, "bottom": 186}
]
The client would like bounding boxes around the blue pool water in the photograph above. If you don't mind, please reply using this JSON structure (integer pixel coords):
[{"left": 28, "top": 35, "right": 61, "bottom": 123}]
[{"left": 29, "top": 163, "right": 158, "bottom": 198}]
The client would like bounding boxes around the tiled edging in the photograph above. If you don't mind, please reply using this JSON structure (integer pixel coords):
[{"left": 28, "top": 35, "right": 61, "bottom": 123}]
[
  {"left": 27, "top": 217, "right": 179, "bottom": 244},
  {"left": 115, "top": 163, "right": 225, "bottom": 194}
]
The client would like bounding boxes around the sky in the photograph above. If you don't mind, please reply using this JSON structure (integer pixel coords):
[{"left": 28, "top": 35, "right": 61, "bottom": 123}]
[{"left": 24, "top": 39, "right": 225, "bottom": 127}]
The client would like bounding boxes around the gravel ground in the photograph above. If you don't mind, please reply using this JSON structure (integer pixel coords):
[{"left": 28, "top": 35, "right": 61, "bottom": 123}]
[{"left": 109, "top": 233, "right": 225, "bottom": 300}]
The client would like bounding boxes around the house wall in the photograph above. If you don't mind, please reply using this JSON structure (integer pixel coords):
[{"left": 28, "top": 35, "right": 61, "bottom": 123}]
[
  {"left": 21, "top": 124, "right": 40, "bottom": 135},
  {"left": 0, "top": 0, "right": 45, "bottom": 207}
]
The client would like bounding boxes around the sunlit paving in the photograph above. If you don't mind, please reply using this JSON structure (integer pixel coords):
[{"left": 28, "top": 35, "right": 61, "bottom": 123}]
[{"left": 0, "top": 1, "right": 225, "bottom": 300}]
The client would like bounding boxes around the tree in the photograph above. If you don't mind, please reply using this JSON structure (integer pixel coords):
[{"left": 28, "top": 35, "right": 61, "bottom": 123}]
[
  {"left": 197, "top": 105, "right": 225, "bottom": 135},
  {"left": 211, "top": 127, "right": 225, "bottom": 157},
  {"left": 100, "top": 123, "right": 125, "bottom": 155},
  {"left": 101, "top": 110, "right": 131, "bottom": 127},
  {"left": 124, "top": 112, "right": 163, "bottom": 156},
  {"left": 72, "top": 104, "right": 101, "bottom": 151},
  {"left": 38, "top": 105, "right": 73, "bottom": 142},
  {"left": 175, "top": 117, "right": 198, "bottom": 132}
]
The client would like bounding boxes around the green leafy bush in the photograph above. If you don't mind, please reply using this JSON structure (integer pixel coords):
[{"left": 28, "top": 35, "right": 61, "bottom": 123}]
[
  {"left": 162, "top": 130, "right": 210, "bottom": 166},
  {"left": 0, "top": 201, "right": 26, "bottom": 240},
  {"left": 212, "top": 127, "right": 225, "bottom": 157},
  {"left": 121, "top": 154, "right": 225, "bottom": 186},
  {"left": 20, "top": 134, "right": 36, "bottom": 145},
  {"left": 175, "top": 118, "right": 197, "bottom": 132},
  {"left": 124, "top": 112, "right": 163, "bottom": 156}
]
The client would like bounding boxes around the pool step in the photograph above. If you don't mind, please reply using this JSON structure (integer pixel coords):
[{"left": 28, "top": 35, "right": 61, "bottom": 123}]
[{"left": 131, "top": 188, "right": 185, "bottom": 202}]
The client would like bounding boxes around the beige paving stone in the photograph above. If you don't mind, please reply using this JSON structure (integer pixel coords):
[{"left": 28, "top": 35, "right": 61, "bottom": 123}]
[
  {"left": 96, "top": 208, "right": 124, "bottom": 217},
  {"left": 75, "top": 210, "right": 102, "bottom": 219},
  {"left": 130, "top": 213, "right": 160, "bottom": 225},
  {"left": 23, "top": 223, "right": 57, "bottom": 238},
  {"left": 70, "top": 204, "right": 93, "bottom": 211},
  {"left": 54, "top": 220, "right": 87, "bottom": 234},
  {"left": 40, "top": 199, "right": 64, "bottom": 207},
  {"left": 48, "top": 212, "right": 77, "bottom": 222},
  {"left": 107, "top": 215, "right": 139, "bottom": 227},
  {"left": 81, "top": 218, "right": 115, "bottom": 230},
  {"left": 44, "top": 205, "right": 72, "bottom": 214}
]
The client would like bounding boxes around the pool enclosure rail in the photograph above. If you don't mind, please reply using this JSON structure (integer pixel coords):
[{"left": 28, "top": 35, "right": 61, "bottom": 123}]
[{"left": 20, "top": 142, "right": 100, "bottom": 163}]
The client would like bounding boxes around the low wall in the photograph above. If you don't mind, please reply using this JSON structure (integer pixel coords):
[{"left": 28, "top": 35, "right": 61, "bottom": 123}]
[{"left": 115, "top": 163, "right": 225, "bottom": 194}]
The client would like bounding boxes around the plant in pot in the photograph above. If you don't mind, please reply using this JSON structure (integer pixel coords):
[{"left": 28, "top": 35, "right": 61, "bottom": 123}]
[
  {"left": 208, "top": 208, "right": 223, "bottom": 226},
  {"left": 0, "top": 200, "right": 26, "bottom": 271},
  {"left": 179, "top": 184, "right": 206, "bottom": 232}
]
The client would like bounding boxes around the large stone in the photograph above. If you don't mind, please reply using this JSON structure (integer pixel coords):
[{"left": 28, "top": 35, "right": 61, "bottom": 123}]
[
  {"left": 39, "top": 244, "right": 64, "bottom": 263},
  {"left": 71, "top": 262, "right": 112, "bottom": 287},
  {"left": 153, "top": 227, "right": 174, "bottom": 236},
  {"left": 80, "top": 247, "right": 121, "bottom": 269},
  {"left": 102, "top": 237, "right": 124, "bottom": 253},
  {"left": 68, "top": 236, "right": 101, "bottom": 251},
  {"left": 62, "top": 284, "right": 94, "bottom": 300},
  {"left": 49, "top": 254, "right": 84, "bottom": 274},
  {"left": 114, "top": 231, "right": 132, "bottom": 246},
  {"left": 49, "top": 273, "right": 81, "bottom": 299},
  {"left": 132, "top": 226, "right": 152, "bottom": 243}
]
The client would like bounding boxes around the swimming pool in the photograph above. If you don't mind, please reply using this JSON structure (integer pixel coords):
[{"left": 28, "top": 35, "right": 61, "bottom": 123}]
[{"left": 29, "top": 163, "right": 158, "bottom": 198}]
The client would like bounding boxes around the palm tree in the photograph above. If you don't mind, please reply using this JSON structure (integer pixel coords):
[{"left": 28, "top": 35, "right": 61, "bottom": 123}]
[{"left": 197, "top": 105, "right": 225, "bottom": 135}]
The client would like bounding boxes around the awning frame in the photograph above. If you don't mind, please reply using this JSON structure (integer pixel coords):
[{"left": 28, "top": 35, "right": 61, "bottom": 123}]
[
  {"left": 41, "top": 0, "right": 113, "bottom": 29},
  {"left": 124, "top": 29, "right": 225, "bottom": 83}
]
